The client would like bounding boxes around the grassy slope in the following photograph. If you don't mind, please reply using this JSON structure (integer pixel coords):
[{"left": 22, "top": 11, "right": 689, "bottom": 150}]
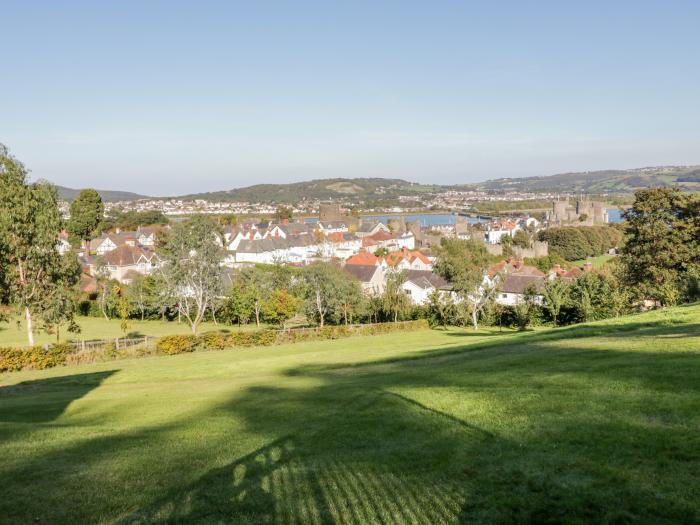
[
  {"left": 1, "top": 307, "right": 700, "bottom": 524},
  {"left": 571, "top": 254, "right": 615, "bottom": 268},
  {"left": 0, "top": 317, "right": 262, "bottom": 347}
]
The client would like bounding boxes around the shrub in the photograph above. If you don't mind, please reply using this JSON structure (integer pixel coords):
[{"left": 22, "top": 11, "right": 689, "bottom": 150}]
[
  {"left": 156, "top": 335, "right": 200, "bottom": 355},
  {"left": 199, "top": 331, "right": 230, "bottom": 350},
  {"left": 227, "top": 330, "right": 277, "bottom": 348},
  {"left": 0, "top": 345, "right": 69, "bottom": 372}
]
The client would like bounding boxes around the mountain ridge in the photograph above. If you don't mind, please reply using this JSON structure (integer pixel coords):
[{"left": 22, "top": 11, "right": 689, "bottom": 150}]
[{"left": 53, "top": 165, "right": 700, "bottom": 202}]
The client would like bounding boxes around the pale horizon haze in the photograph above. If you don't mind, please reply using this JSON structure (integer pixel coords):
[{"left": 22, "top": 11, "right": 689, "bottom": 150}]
[{"left": 3, "top": 1, "right": 700, "bottom": 195}]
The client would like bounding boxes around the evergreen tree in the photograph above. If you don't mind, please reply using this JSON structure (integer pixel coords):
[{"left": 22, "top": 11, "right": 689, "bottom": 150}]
[
  {"left": 67, "top": 189, "right": 104, "bottom": 251},
  {"left": 621, "top": 188, "right": 700, "bottom": 306}
]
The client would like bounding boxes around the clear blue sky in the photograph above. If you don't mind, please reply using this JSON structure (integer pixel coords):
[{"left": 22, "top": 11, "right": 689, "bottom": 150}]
[{"left": 3, "top": 1, "right": 699, "bottom": 195}]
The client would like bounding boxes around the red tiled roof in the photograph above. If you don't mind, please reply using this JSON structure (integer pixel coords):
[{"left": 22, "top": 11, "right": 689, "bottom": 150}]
[
  {"left": 346, "top": 251, "right": 380, "bottom": 266},
  {"left": 368, "top": 230, "right": 394, "bottom": 242}
]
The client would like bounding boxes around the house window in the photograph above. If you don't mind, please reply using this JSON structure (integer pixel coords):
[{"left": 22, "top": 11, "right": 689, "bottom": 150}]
[{"left": 501, "top": 293, "right": 507, "bottom": 298}]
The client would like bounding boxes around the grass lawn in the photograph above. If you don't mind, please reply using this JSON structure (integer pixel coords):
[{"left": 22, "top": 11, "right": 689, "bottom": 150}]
[
  {"left": 571, "top": 254, "right": 615, "bottom": 268},
  {"left": 2, "top": 307, "right": 700, "bottom": 523},
  {"left": 0, "top": 316, "right": 264, "bottom": 347}
]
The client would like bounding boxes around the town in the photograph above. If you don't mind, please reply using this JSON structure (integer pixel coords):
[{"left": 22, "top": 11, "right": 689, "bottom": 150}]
[{"left": 65, "top": 197, "right": 614, "bottom": 313}]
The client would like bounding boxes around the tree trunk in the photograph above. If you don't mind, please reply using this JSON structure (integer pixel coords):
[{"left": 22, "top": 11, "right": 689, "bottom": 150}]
[
  {"left": 254, "top": 305, "right": 260, "bottom": 327},
  {"left": 56, "top": 324, "right": 60, "bottom": 345},
  {"left": 100, "top": 287, "right": 109, "bottom": 321},
  {"left": 25, "top": 307, "right": 35, "bottom": 346},
  {"left": 471, "top": 307, "right": 478, "bottom": 330}
]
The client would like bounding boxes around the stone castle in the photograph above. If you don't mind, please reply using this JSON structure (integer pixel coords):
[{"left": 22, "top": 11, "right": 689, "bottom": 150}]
[{"left": 548, "top": 199, "right": 608, "bottom": 226}]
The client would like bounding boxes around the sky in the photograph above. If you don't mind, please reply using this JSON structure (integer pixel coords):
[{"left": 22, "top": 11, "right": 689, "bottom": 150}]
[{"left": 2, "top": 1, "right": 700, "bottom": 195}]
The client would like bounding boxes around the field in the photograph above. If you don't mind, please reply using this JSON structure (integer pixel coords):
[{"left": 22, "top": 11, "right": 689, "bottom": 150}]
[
  {"left": 0, "top": 316, "right": 260, "bottom": 347},
  {"left": 2, "top": 306, "right": 700, "bottom": 523},
  {"left": 571, "top": 254, "right": 615, "bottom": 269}
]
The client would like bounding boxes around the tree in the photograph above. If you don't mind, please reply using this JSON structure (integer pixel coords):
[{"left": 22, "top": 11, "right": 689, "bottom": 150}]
[
  {"left": 621, "top": 188, "right": 699, "bottom": 306},
  {"left": 93, "top": 257, "right": 113, "bottom": 321},
  {"left": 512, "top": 229, "right": 530, "bottom": 249},
  {"left": 113, "top": 283, "right": 131, "bottom": 335},
  {"left": 382, "top": 270, "right": 411, "bottom": 322},
  {"left": 274, "top": 206, "right": 293, "bottom": 222},
  {"left": 158, "top": 216, "right": 223, "bottom": 335},
  {"left": 541, "top": 277, "right": 569, "bottom": 326},
  {"left": 67, "top": 189, "right": 104, "bottom": 252},
  {"left": 336, "top": 278, "right": 365, "bottom": 325},
  {"left": 434, "top": 238, "right": 496, "bottom": 330},
  {"left": 302, "top": 263, "right": 347, "bottom": 327},
  {"left": 40, "top": 254, "right": 82, "bottom": 343},
  {"left": 221, "top": 280, "right": 256, "bottom": 326},
  {"left": 0, "top": 145, "right": 80, "bottom": 345},
  {"left": 513, "top": 284, "right": 539, "bottom": 330},
  {"left": 239, "top": 267, "right": 274, "bottom": 326},
  {"left": 262, "top": 289, "right": 300, "bottom": 328},
  {"left": 427, "top": 288, "right": 454, "bottom": 329},
  {"left": 127, "top": 274, "right": 158, "bottom": 321}
]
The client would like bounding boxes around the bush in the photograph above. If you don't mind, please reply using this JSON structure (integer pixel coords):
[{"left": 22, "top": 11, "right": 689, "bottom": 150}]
[
  {"left": 156, "top": 335, "right": 200, "bottom": 355},
  {"left": 227, "top": 330, "right": 277, "bottom": 348},
  {"left": 199, "top": 331, "right": 230, "bottom": 350},
  {"left": 0, "top": 344, "right": 70, "bottom": 372}
]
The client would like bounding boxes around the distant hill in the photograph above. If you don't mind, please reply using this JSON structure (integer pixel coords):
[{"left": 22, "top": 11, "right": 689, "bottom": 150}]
[
  {"left": 55, "top": 185, "right": 150, "bottom": 202},
  {"left": 177, "top": 177, "right": 448, "bottom": 204},
  {"left": 52, "top": 165, "right": 700, "bottom": 204},
  {"left": 476, "top": 166, "right": 700, "bottom": 194}
]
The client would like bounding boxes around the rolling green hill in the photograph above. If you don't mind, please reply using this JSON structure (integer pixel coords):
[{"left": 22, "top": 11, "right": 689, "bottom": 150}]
[
  {"left": 2, "top": 306, "right": 700, "bottom": 523},
  {"left": 477, "top": 165, "right": 700, "bottom": 193},
  {"left": 53, "top": 164, "right": 700, "bottom": 205},
  {"left": 56, "top": 185, "right": 150, "bottom": 202},
  {"left": 176, "top": 177, "right": 447, "bottom": 204}
]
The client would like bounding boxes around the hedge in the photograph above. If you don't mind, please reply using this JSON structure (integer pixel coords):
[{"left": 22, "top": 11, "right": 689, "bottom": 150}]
[
  {"left": 0, "top": 320, "right": 431, "bottom": 370},
  {"left": 158, "top": 320, "right": 429, "bottom": 355},
  {"left": 156, "top": 335, "right": 200, "bottom": 355},
  {"left": 0, "top": 344, "right": 71, "bottom": 373}
]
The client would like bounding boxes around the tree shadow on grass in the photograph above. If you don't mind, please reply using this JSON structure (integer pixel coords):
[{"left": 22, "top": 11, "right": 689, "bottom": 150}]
[
  {"left": 4, "top": 318, "right": 700, "bottom": 524},
  {"left": 0, "top": 370, "right": 118, "bottom": 424}
]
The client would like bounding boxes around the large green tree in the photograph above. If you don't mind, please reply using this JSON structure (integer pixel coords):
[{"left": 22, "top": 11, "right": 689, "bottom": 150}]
[
  {"left": 381, "top": 270, "right": 411, "bottom": 323},
  {"left": 621, "top": 188, "right": 700, "bottom": 306},
  {"left": 541, "top": 277, "right": 569, "bottom": 326},
  {"left": 302, "top": 262, "right": 348, "bottom": 327},
  {"left": 434, "top": 238, "right": 496, "bottom": 329},
  {"left": 158, "top": 216, "right": 223, "bottom": 335},
  {"left": 0, "top": 144, "right": 81, "bottom": 345},
  {"left": 67, "top": 189, "right": 104, "bottom": 251}
]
